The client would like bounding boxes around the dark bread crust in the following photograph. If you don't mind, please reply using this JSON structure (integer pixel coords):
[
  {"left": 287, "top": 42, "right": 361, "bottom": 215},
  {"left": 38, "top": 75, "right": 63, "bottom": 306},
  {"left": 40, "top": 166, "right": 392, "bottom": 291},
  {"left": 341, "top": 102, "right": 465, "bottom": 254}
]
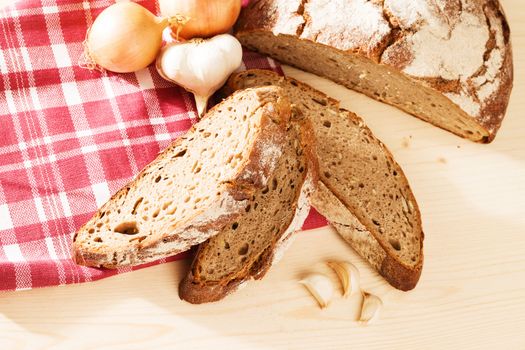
[
  {"left": 235, "top": 0, "right": 513, "bottom": 142},
  {"left": 179, "top": 271, "right": 244, "bottom": 304},
  {"left": 179, "top": 117, "right": 318, "bottom": 304},
  {"left": 226, "top": 70, "right": 423, "bottom": 290},
  {"left": 73, "top": 87, "right": 292, "bottom": 269},
  {"left": 178, "top": 244, "right": 273, "bottom": 304},
  {"left": 478, "top": 1, "right": 514, "bottom": 141},
  {"left": 380, "top": 252, "right": 422, "bottom": 292}
]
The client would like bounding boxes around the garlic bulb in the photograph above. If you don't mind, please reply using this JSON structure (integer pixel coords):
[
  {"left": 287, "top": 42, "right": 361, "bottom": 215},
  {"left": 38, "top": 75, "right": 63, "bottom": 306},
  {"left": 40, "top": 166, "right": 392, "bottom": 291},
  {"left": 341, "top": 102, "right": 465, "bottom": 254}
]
[
  {"left": 156, "top": 34, "right": 243, "bottom": 117},
  {"left": 327, "top": 261, "right": 360, "bottom": 297},
  {"left": 299, "top": 273, "right": 334, "bottom": 309}
]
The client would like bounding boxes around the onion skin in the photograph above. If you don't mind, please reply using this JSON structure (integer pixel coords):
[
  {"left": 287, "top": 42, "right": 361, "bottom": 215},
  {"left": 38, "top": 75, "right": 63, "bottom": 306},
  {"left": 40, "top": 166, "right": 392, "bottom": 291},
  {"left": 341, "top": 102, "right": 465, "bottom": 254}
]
[
  {"left": 159, "top": 0, "right": 241, "bottom": 39},
  {"left": 87, "top": 2, "right": 167, "bottom": 73}
]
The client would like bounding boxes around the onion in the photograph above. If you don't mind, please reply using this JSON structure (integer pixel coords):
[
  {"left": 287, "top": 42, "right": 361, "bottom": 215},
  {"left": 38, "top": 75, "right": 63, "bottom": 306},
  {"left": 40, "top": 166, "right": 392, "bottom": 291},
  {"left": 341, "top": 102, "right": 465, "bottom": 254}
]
[
  {"left": 85, "top": 2, "right": 168, "bottom": 73},
  {"left": 159, "top": 0, "right": 241, "bottom": 40}
]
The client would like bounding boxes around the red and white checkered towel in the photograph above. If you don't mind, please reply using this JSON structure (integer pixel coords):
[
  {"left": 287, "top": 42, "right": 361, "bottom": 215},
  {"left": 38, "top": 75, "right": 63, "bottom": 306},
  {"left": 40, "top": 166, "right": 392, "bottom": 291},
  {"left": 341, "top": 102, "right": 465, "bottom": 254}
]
[{"left": 0, "top": 0, "right": 327, "bottom": 292}]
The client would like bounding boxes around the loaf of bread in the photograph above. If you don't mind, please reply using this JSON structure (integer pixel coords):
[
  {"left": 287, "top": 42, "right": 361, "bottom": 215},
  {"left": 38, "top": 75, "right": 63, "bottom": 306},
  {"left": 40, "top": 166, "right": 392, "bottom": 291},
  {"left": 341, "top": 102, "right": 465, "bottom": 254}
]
[
  {"left": 226, "top": 70, "right": 423, "bottom": 290},
  {"left": 73, "top": 86, "right": 293, "bottom": 268},
  {"left": 179, "top": 120, "right": 315, "bottom": 303},
  {"left": 236, "top": 0, "right": 513, "bottom": 142}
]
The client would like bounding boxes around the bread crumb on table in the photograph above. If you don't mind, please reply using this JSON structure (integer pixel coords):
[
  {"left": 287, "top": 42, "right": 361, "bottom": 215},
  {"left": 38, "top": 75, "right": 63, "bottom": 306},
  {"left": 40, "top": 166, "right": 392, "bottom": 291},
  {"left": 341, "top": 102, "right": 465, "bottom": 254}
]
[{"left": 401, "top": 136, "right": 412, "bottom": 148}]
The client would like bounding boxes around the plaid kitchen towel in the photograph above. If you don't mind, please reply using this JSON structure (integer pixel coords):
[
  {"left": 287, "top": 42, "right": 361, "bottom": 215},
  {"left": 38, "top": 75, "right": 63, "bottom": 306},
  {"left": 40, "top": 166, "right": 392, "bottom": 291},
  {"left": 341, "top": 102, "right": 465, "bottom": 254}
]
[{"left": 0, "top": 0, "right": 327, "bottom": 291}]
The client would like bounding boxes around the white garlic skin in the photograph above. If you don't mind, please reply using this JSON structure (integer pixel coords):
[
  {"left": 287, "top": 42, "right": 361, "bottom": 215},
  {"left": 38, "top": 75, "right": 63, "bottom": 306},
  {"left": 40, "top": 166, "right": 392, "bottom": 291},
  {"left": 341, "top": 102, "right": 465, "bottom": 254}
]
[{"left": 157, "top": 34, "right": 243, "bottom": 99}]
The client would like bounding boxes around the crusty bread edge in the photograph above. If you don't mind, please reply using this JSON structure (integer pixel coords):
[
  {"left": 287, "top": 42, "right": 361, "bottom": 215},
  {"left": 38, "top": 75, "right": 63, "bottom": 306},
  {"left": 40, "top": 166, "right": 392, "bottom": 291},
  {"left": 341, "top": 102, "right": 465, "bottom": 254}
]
[{"left": 313, "top": 183, "right": 422, "bottom": 291}]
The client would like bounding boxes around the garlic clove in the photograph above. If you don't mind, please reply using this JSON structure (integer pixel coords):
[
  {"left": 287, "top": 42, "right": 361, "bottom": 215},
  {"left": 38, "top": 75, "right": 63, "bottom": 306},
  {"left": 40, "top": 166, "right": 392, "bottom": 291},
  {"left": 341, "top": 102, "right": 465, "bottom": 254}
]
[
  {"left": 358, "top": 292, "right": 383, "bottom": 325},
  {"left": 299, "top": 273, "right": 334, "bottom": 309},
  {"left": 327, "top": 261, "right": 360, "bottom": 297}
]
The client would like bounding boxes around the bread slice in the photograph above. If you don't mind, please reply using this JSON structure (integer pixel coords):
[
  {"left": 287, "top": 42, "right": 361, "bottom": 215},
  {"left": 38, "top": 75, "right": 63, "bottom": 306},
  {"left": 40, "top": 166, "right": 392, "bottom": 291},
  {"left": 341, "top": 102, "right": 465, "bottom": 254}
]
[
  {"left": 72, "top": 86, "right": 293, "bottom": 268},
  {"left": 226, "top": 70, "right": 423, "bottom": 290},
  {"left": 179, "top": 119, "right": 315, "bottom": 303},
  {"left": 235, "top": 0, "right": 513, "bottom": 142}
]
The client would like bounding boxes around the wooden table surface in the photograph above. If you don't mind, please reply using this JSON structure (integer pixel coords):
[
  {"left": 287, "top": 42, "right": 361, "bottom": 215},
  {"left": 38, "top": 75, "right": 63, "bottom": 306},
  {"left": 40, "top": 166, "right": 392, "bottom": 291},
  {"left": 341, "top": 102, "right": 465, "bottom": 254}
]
[{"left": 1, "top": 1, "right": 525, "bottom": 349}]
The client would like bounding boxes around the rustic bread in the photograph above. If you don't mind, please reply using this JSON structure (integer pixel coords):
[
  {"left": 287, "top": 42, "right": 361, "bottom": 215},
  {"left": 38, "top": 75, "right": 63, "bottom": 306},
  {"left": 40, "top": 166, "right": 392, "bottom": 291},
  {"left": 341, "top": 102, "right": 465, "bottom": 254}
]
[
  {"left": 180, "top": 120, "right": 315, "bottom": 303},
  {"left": 73, "top": 86, "right": 292, "bottom": 268},
  {"left": 235, "top": 0, "right": 513, "bottom": 143},
  {"left": 226, "top": 70, "right": 423, "bottom": 290}
]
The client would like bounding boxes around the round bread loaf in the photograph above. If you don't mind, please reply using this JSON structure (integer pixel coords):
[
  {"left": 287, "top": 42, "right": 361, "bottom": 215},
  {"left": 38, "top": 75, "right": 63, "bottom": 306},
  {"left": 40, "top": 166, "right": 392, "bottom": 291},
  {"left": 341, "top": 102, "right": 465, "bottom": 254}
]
[{"left": 236, "top": 0, "right": 513, "bottom": 142}]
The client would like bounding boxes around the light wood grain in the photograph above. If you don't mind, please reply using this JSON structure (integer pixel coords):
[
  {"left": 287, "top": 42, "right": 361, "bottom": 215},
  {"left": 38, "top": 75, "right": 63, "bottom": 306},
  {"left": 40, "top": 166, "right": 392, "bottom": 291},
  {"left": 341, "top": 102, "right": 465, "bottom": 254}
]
[{"left": 1, "top": 1, "right": 525, "bottom": 349}]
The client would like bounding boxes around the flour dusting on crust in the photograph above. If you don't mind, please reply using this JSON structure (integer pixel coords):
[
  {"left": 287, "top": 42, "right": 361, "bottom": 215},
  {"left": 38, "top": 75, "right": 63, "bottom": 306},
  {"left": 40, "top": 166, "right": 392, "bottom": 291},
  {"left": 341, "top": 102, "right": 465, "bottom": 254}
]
[
  {"left": 302, "top": 0, "right": 391, "bottom": 57},
  {"left": 382, "top": 0, "right": 508, "bottom": 122}
]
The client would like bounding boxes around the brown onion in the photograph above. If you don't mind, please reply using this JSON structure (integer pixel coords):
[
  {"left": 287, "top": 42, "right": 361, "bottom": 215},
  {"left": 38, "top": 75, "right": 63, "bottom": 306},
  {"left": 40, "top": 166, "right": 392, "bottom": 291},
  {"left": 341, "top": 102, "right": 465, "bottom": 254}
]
[
  {"left": 86, "top": 2, "right": 168, "bottom": 73},
  {"left": 159, "top": 0, "right": 241, "bottom": 40}
]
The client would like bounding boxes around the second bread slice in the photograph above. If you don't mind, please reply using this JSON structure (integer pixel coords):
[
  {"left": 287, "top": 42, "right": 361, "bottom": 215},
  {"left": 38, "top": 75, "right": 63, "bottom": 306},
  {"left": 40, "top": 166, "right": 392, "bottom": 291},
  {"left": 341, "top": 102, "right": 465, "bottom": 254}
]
[{"left": 179, "top": 119, "right": 316, "bottom": 303}]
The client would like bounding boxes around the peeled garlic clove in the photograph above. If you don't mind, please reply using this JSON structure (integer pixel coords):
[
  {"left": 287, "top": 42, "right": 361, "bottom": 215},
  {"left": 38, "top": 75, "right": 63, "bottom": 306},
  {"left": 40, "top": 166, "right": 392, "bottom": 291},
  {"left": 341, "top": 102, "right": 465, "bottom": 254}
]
[
  {"left": 358, "top": 292, "right": 383, "bottom": 325},
  {"left": 327, "top": 261, "right": 360, "bottom": 297},
  {"left": 156, "top": 34, "right": 243, "bottom": 117},
  {"left": 299, "top": 273, "right": 334, "bottom": 309}
]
